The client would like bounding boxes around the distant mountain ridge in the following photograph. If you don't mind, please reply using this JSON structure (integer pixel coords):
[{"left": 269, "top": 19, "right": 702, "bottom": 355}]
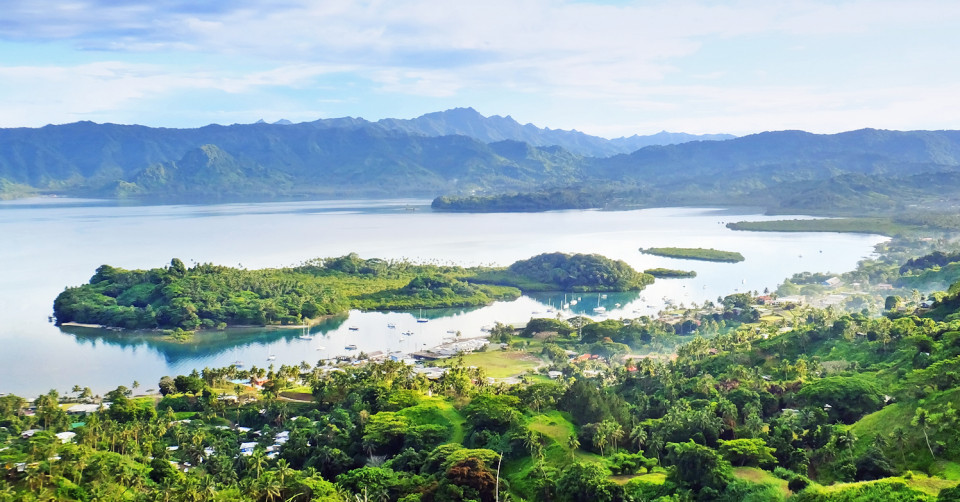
[
  {"left": 1, "top": 111, "right": 960, "bottom": 214},
  {"left": 371, "top": 107, "right": 735, "bottom": 156},
  {"left": 259, "top": 108, "right": 734, "bottom": 156}
]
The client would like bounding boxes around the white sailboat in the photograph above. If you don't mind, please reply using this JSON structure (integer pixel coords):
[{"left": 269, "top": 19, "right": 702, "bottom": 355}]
[
  {"left": 593, "top": 293, "right": 606, "bottom": 313},
  {"left": 416, "top": 308, "right": 428, "bottom": 323}
]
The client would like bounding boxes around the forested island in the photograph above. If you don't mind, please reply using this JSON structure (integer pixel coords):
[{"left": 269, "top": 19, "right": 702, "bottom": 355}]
[
  {"left": 52, "top": 252, "right": 652, "bottom": 330},
  {"left": 640, "top": 247, "right": 745, "bottom": 263},
  {"left": 644, "top": 268, "right": 698, "bottom": 278}
]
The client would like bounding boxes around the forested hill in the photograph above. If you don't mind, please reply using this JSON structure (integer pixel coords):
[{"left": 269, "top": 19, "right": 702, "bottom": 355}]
[
  {"left": 0, "top": 122, "right": 587, "bottom": 200},
  {"left": 4, "top": 113, "right": 960, "bottom": 210}
]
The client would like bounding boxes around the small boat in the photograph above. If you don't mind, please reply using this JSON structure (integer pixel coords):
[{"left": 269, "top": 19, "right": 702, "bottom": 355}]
[
  {"left": 402, "top": 331, "right": 414, "bottom": 336},
  {"left": 416, "top": 308, "right": 428, "bottom": 323},
  {"left": 299, "top": 334, "right": 313, "bottom": 340},
  {"left": 345, "top": 344, "right": 358, "bottom": 350},
  {"left": 315, "top": 346, "right": 326, "bottom": 351},
  {"left": 348, "top": 326, "right": 359, "bottom": 331},
  {"left": 266, "top": 354, "right": 276, "bottom": 361},
  {"left": 446, "top": 330, "right": 457, "bottom": 334},
  {"left": 592, "top": 294, "right": 606, "bottom": 313},
  {"left": 233, "top": 361, "right": 244, "bottom": 368},
  {"left": 387, "top": 323, "right": 396, "bottom": 329}
]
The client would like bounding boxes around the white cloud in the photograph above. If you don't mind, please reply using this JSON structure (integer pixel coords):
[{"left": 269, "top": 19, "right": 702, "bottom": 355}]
[{"left": 2, "top": 0, "right": 960, "bottom": 133}]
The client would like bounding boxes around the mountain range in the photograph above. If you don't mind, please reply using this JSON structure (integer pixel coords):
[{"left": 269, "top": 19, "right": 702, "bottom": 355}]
[{"left": 1, "top": 109, "right": 960, "bottom": 214}]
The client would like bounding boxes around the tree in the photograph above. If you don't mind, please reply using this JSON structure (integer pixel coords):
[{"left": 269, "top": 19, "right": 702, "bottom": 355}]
[
  {"left": 567, "top": 435, "right": 581, "bottom": 461},
  {"left": 718, "top": 438, "right": 777, "bottom": 467},
  {"left": 796, "top": 375, "right": 883, "bottom": 423},
  {"left": 890, "top": 427, "right": 908, "bottom": 466},
  {"left": 556, "top": 462, "right": 621, "bottom": 502},
  {"left": 158, "top": 376, "right": 177, "bottom": 396},
  {"left": 666, "top": 440, "right": 732, "bottom": 493},
  {"left": 629, "top": 426, "right": 647, "bottom": 452},
  {"left": 446, "top": 457, "right": 497, "bottom": 502},
  {"left": 912, "top": 408, "right": 936, "bottom": 459}
]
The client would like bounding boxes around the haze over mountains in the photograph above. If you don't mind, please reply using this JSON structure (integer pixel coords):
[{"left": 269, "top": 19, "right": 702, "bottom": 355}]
[{"left": 1, "top": 108, "right": 960, "bottom": 214}]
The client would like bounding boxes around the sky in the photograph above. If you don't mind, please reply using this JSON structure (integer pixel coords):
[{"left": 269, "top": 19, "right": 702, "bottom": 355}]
[{"left": 1, "top": 0, "right": 959, "bottom": 137}]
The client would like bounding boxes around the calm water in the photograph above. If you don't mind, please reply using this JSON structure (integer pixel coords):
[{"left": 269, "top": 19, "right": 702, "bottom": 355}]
[{"left": 0, "top": 198, "right": 886, "bottom": 397}]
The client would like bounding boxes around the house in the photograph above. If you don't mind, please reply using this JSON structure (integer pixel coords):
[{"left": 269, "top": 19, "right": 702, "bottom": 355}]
[
  {"left": 547, "top": 371, "right": 563, "bottom": 379},
  {"left": 55, "top": 432, "right": 76, "bottom": 444},
  {"left": 67, "top": 403, "right": 106, "bottom": 414},
  {"left": 822, "top": 277, "right": 842, "bottom": 287}
]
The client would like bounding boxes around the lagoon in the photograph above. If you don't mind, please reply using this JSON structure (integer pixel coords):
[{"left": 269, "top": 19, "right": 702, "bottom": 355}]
[{"left": 0, "top": 198, "right": 886, "bottom": 396}]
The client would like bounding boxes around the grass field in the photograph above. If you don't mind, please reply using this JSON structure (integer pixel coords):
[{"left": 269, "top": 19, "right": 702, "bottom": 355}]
[
  {"left": 814, "top": 475, "right": 959, "bottom": 497},
  {"left": 612, "top": 471, "right": 667, "bottom": 485},
  {"left": 732, "top": 467, "right": 791, "bottom": 498},
  {"left": 437, "top": 349, "right": 542, "bottom": 378}
]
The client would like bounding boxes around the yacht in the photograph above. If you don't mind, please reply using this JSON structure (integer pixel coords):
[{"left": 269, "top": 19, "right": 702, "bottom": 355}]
[
  {"left": 345, "top": 344, "right": 358, "bottom": 350},
  {"left": 592, "top": 293, "right": 606, "bottom": 313}
]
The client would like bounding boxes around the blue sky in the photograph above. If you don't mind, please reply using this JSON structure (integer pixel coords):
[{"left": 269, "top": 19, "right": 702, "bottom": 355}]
[{"left": 1, "top": 0, "right": 959, "bottom": 137}]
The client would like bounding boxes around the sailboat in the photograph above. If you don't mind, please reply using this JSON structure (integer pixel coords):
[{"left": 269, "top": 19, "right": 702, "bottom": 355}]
[
  {"left": 593, "top": 293, "right": 606, "bottom": 313},
  {"left": 298, "top": 325, "right": 313, "bottom": 340},
  {"left": 416, "top": 308, "right": 428, "bottom": 323}
]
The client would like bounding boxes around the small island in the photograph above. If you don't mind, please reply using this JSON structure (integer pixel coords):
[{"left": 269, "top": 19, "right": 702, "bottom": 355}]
[
  {"left": 640, "top": 247, "right": 745, "bottom": 263},
  {"left": 725, "top": 218, "right": 909, "bottom": 236},
  {"left": 644, "top": 267, "right": 697, "bottom": 278},
  {"left": 53, "top": 252, "right": 653, "bottom": 331}
]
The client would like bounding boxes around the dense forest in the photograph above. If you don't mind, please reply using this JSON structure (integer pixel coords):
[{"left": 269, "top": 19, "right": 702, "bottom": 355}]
[
  {"left": 6, "top": 257, "right": 960, "bottom": 500},
  {"left": 52, "top": 253, "right": 653, "bottom": 330}
]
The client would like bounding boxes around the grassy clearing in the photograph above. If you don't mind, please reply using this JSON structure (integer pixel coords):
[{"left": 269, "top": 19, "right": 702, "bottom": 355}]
[
  {"left": 903, "top": 474, "right": 960, "bottom": 495},
  {"left": 612, "top": 472, "right": 667, "bottom": 485},
  {"left": 815, "top": 475, "right": 958, "bottom": 497},
  {"left": 437, "top": 349, "right": 542, "bottom": 378},
  {"left": 933, "top": 461, "right": 960, "bottom": 480},
  {"left": 407, "top": 396, "right": 466, "bottom": 443},
  {"left": 733, "top": 467, "right": 791, "bottom": 497},
  {"left": 529, "top": 411, "right": 576, "bottom": 445}
]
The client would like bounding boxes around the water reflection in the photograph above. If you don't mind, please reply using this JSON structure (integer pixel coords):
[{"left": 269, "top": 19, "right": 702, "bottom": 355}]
[{"left": 60, "top": 314, "right": 349, "bottom": 364}]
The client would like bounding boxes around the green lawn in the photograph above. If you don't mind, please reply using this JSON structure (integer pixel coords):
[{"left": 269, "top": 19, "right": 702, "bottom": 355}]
[
  {"left": 437, "top": 349, "right": 542, "bottom": 378},
  {"left": 815, "top": 475, "right": 958, "bottom": 497},
  {"left": 732, "top": 467, "right": 791, "bottom": 498},
  {"left": 613, "top": 471, "right": 667, "bottom": 485}
]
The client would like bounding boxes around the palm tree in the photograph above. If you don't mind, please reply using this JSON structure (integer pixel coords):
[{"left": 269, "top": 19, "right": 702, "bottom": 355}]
[
  {"left": 522, "top": 431, "right": 543, "bottom": 460},
  {"left": 593, "top": 429, "right": 609, "bottom": 457},
  {"left": 247, "top": 450, "right": 268, "bottom": 479},
  {"left": 608, "top": 422, "right": 624, "bottom": 453},
  {"left": 912, "top": 408, "right": 936, "bottom": 459},
  {"left": 890, "top": 427, "right": 908, "bottom": 466},
  {"left": 567, "top": 435, "right": 580, "bottom": 461},
  {"left": 259, "top": 472, "right": 283, "bottom": 502},
  {"left": 275, "top": 458, "right": 296, "bottom": 490},
  {"left": 629, "top": 426, "right": 647, "bottom": 452}
]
